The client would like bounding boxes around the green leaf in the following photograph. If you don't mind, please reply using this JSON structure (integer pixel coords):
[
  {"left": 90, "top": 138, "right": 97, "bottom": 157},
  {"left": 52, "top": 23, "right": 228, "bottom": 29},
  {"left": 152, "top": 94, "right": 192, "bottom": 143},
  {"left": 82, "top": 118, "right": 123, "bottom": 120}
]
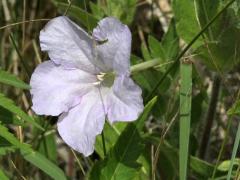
[
  {"left": 145, "top": 20, "right": 179, "bottom": 73},
  {"left": 190, "top": 156, "right": 216, "bottom": 177},
  {"left": 179, "top": 62, "right": 192, "bottom": 180},
  {"left": 0, "top": 169, "right": 9, "bottom": 180},
  {"left": 21, "top": 150, "right": 67, "bottom": 180},
  {"left": 0, "top": 123, "right": 66, "bottom": 180},
  {"left": 135, "top": 96, "right": 158, "bottom": 130},
  {"left": 196, "top": 26, "right": 240, "bottom": 72},
  {"left": 228, "top": 99, "right": 240, "bottom": 115},
  {"left": 105, "top": 0, "right": 137, "bottom": 24},
  {"left": 229, "top": 0, "right": 240, "bottom": 29},
  {"left": 148, "top": 35, "right": 165, "bottom": 61},
  {"left": 0, "top": 106, "right": 26, "bottom": 126},
  {"left": 90, "top": 97, "right": 157, "bottom": 180},
  {"left": 89, "top": 1, "right": 104, "bottom": 19},
  {"left": 0, "top": 123, "right": 31, "bottom": 152},
  {"left": 52, "top": 1, "right": 98, "bottom": 30},
  {"left": 38, "top": 131, "right": 57, "bottom": 163},
  {"left": 219, "top": 159, "right": 240, "bottom": 172},
  {"left": 193, "top": 0, "right": 240, "bottom": 72},
  {"left": 195, "top": 0, "right": 219, "bottom": 39},
  {"left": 0, "top": 93, "right": 43, "bottom": 130},
  {"left": 0, "top": 137, "right": 16, "bottom": 155},
  {"left": 162, "top": 19, "right": 180, "bottom": 61},
  {"left": 0, "top": 69, "right": 30, "bottom": 89},
  {"left": 141, "top": 43, "right": 151, "bottom": 60},
  {"left": 103, "top": 124, "right": 144, "bottom": 180},
  {"left": 172, "top": 0, "right": 203, "bottom": 48},
  {"left": 95, "top": 122, "right": 127, "bottom": 159},
  {"left": 131, "top": 55, "right": 151, "bottom": 93},
  {"left": 147, "top": 20, "right": 180, "bottom": 70},
  {"left": 0, "top": 146, "right": 15, "bottom": 156},
  {"left": 227, "top": 123, "right": 240, "bottom": 180}
]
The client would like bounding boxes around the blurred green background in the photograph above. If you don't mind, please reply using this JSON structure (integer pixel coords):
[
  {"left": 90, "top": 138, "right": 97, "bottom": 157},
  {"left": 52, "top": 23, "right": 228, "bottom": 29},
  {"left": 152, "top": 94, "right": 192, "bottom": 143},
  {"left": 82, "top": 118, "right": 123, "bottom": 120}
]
[{"left": 0, "top": 0, "right": 240, "bottom": 179}]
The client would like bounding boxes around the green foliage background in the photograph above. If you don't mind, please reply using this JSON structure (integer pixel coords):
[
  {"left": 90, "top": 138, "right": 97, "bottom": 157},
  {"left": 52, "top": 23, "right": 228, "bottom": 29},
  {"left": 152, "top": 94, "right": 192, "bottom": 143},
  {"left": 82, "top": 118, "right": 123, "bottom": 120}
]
[{"left": 0, "top": 0, "right": 240, "bottom": 179}]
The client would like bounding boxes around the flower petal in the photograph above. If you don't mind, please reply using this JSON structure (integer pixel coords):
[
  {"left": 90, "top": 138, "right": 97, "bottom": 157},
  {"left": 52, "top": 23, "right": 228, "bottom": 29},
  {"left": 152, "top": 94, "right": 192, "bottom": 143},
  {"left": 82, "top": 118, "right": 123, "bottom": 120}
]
[
  {"left": 107, "top": 76, "right": 144, "bottom": 123},
  {"left": 30, "top": 61, "right": 96, "bottom": 116},
  {"left": 57, "top": 89, "right": 106, "bottom": 156},
  {"left": 40, "top": 16, "right": 99, "bottom": 73},
  {"left": 93, "top": 17, "right": 131, "bottom": 75}
]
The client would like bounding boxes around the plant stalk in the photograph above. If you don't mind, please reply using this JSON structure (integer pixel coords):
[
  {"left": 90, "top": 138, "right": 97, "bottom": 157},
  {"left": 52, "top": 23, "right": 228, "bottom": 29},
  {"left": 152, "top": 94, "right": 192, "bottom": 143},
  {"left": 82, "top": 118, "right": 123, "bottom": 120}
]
[{"left": 199, "top": 75, "right": 221, "bottom": 159}]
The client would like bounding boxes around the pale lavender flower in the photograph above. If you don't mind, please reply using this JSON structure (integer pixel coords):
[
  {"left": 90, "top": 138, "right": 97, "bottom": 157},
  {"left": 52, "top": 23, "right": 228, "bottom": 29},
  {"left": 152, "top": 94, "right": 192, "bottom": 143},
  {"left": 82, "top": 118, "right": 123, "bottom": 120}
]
[{"left": 30, "top": 16, "right": 144, "bottom": 156}]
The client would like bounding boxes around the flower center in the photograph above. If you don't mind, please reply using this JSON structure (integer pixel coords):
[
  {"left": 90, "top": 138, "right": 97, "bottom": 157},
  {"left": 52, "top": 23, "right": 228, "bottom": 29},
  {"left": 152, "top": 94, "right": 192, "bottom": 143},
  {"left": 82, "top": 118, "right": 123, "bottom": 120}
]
[{"left": 93, "top": 72, "right": 115, "bottom": 87}]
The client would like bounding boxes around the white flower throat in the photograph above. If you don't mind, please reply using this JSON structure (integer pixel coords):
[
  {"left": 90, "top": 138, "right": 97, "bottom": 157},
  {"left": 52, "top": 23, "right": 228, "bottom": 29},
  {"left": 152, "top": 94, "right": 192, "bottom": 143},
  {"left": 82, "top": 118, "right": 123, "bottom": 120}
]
[{"left": 93, "top": 72, "right": 115, "bottom": 87}]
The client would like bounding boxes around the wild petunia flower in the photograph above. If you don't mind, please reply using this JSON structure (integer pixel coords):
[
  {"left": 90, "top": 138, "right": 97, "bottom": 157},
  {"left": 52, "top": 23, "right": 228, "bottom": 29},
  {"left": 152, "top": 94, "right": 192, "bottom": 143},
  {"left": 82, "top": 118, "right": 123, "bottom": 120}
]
[{"left": 30, "top": 16, "right": 144, "bottom": 156}]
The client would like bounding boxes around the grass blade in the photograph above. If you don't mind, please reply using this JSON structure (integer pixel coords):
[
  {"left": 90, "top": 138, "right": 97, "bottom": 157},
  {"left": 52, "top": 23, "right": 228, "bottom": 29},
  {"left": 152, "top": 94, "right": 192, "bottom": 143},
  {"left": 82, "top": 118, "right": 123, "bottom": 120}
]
[
  {"left": 0, "top": 123, "right": 31, "bottom": 152},
  {"left": 227, "top": 122, "right": 240, "bottom": 179},
  {"left": 0, "top": 123, "right": 66, "bottom": 180},
  {"left": 0, "top": 93, "right": 43, "bottom": 130},
  {"left": 21, "top": 150, "right": 67, "bottom": 180},
  {"left": 0, "top": 69, "right": 30, "bottom": 89},
  {"left": 179, "top": 61, "right": 192, "bottom": 180}
]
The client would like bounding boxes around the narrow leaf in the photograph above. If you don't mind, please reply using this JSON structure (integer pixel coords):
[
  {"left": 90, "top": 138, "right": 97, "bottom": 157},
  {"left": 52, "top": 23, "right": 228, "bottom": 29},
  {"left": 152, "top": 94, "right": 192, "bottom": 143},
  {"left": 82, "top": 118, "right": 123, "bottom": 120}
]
[
  {"left": 148, "top": 35, "right": 165, "bottom": 61},
  {"left": 0, "top": 70, "right": 30, "bottom": 89},
  {"left": 227, "top": 123, "right": 240, "bottom": 180},
  {"left": 0, "top": 123, "right": 66, "bottom": 180},
  {"left": 0, "top": 106, "right": 26, "bottom": 126},
  {"left": 0, "top": 93, "right": 43, "bottom": 130},
  {"left": 0, "top": 137, "right": 16, "bottom": 155},
  {"left": 0, "top": 123, "right": 31, "bottom": 152},
  {"left": 179, "top": 61, "right": 192, "bottom": 180},
  {"left": 21, "top": 150, "right": 67, "bottom": 180}
]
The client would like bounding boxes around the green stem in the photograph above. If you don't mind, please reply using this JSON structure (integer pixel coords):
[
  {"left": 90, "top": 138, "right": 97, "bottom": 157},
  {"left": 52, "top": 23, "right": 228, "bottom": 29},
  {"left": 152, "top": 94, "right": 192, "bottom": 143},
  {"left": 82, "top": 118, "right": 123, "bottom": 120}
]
[
  {"left": 130, "top": 59, "right": 175, "bottom": 74},
  {"left": 130, "top": 59, "right": 160, "bottom": 74},
  {"left": 179, "top": 61, "right": 192, "bottom": 180},
  {"left": 101, "top": 131, "right": 107, "bottom": 157}
]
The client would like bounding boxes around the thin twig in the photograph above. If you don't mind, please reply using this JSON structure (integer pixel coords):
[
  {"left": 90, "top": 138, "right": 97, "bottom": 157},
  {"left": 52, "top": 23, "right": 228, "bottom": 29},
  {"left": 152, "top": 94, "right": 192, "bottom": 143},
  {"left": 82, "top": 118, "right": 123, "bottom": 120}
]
[
  {"left": 71, "top": 149, "right": 86, "bottom": 176},
  {"left": 152, "top": 110, "right": 179, "bottom": 180},
  {"left": 22, "top": 0, "right": 26, "bottom": 49},
  {"left": 32, "top": 39, "right": 42, "bottom": 64},
  {"left": 10, "top": 160, "right": 27, "bottom": 180},
  {"left": 64, "top": 0, "right": 72, "bottom": 16},
  {"left": 152, "top": 81, "right": 192, "bottom": 179},
  {"left": 0, "top": 19, "right": 50, "bottom": 31}
]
